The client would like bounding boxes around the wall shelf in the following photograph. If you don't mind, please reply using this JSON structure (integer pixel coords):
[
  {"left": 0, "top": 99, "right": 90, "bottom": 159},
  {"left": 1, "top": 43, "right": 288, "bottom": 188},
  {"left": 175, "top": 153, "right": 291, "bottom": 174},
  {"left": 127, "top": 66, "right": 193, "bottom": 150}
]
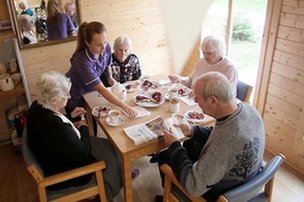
[{"left": 0, "top": 83, "right": 24, "bottom": 97}]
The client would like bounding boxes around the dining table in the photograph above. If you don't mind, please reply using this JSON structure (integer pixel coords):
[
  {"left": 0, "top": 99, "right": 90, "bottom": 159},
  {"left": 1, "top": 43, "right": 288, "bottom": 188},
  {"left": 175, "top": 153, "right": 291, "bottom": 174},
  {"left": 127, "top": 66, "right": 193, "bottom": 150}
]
[{"left": 83, "top": 74, "right": 215, "bottom": 202}]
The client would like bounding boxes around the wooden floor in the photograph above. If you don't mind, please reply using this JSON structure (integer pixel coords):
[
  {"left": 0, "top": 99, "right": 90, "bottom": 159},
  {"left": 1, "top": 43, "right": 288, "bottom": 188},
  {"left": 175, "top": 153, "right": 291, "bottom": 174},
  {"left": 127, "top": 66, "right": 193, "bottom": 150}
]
[{"left": 1, "top": 142, "right": 304, "bottom": 202}]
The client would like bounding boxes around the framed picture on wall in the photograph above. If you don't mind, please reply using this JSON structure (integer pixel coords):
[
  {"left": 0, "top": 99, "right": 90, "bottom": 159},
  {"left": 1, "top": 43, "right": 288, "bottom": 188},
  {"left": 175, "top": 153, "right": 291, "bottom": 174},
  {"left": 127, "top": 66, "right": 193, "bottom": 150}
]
[
  {"left": 0, "top": 0, "right": 16, "bottom": 34},
  {"left": 0, "top": 20, "right": 12, "bottom": 31}
]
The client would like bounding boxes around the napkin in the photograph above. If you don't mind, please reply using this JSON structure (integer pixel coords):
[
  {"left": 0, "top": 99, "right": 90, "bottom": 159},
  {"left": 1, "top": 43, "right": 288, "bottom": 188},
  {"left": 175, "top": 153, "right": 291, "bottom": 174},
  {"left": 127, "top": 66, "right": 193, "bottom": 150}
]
[
  {"left": 134, "top": 106, "right": 151, "bottom": 118},
  {"left": 123, "top": 106, "right": 151, "bottom": 118},
  {"left": 159, "top": 80, "right": 176, "bottom": 89},
  {"left": 180, "top": 96, "right": 197, "bottom": 107}
]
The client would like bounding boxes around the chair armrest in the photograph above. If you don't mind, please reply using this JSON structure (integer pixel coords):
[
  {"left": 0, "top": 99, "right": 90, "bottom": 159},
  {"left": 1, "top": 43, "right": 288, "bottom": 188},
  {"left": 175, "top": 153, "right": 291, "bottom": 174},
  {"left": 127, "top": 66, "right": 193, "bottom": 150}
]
[
  {"left": 39, "top": 161, "right": 106, "bottom": 187},
  {"left": 161, "top": 164, "right": 182, "bottom": 187},
  {"left": 160, "top": 164, "right": 206, "bottom": 202}
]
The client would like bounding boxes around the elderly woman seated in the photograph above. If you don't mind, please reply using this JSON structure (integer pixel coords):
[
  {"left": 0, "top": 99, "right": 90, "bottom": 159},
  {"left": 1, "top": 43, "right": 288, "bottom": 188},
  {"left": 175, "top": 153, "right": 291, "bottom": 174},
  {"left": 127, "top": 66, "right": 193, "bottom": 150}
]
[
  {"left": 168, "top": 35, "right": 238, "bottom": 96},
  {"left": 111, "top": 35, "right": 142, "bottom": 83},
  {"left": 18, "top": 14, "right": 37, "bottom": 45},
  {"left": 26, "top": 71, "right": 122, "bottom": 201}
]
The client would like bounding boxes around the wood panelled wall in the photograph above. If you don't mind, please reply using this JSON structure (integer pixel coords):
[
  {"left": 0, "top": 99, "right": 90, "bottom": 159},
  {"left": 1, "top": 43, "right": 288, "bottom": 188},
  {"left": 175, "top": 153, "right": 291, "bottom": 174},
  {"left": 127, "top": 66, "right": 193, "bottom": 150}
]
[
  {"left": 20, "top": 0, "right": 173, "bottom": 99},
  {"left": 0, "top": 0, "right": 14, "bottom": 45},
  {"left": 255, "top": 0, "right": 304, "bottom": 178}
]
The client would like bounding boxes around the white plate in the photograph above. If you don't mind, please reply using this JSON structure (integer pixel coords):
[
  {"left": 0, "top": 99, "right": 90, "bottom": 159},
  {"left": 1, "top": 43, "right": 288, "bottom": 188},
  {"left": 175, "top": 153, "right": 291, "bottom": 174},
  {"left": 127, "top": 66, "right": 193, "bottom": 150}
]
[
  {"left": 106, "top": 116, "right": 124, "bottom": 127},
  {"left": 140, "top": 80, "right": 160, "bottom": 91},
  {"left": 134, "top": 92, "right": 165, "bottom": 107},
  {"left": 184, "top": 110, "right": 205, "bottom": 123},
  {"left": 92, "top": 105, "right": 111, "bottom": 117},
  {"left": 124, "top": 82, "right": 138, "bottom": 93},
  {"left": 173, "top": 83, "right": 192, "bottom": 96}
]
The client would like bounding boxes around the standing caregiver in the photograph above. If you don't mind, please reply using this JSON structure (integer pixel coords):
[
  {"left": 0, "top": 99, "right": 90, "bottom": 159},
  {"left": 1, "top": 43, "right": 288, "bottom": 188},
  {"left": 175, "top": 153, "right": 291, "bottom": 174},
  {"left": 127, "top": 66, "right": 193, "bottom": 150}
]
[{"left": 65, "top": 21, "right": 137, "bottom": 119}]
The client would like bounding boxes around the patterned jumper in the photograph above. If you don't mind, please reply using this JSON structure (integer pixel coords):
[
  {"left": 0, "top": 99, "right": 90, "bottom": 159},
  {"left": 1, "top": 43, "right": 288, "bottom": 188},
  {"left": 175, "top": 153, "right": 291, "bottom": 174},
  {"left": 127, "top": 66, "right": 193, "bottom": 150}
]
[
  {"left": 166, "top": 103, "right": 265, "bottom": 197},
  {"left": 111, "top": 53, "right": 141, "bottom": 83}
]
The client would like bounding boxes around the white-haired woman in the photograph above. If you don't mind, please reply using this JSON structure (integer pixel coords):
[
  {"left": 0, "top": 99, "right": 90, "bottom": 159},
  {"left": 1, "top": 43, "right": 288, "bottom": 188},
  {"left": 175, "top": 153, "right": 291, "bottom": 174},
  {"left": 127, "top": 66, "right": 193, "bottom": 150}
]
[
  {"left": 26, "top": 71, "right": 122, "bottom": 201},
  {"left": 168, "top": 35, "right": 238, "bottom": 96},
  {"left": 111, "top": 35, "right": 141, "bottom": 83},
  {"left": 18, "top": 14, "right": 37, "bottom": 44},
  {"left": 19, "top": 0, "right": 33, "bottom": 16}
]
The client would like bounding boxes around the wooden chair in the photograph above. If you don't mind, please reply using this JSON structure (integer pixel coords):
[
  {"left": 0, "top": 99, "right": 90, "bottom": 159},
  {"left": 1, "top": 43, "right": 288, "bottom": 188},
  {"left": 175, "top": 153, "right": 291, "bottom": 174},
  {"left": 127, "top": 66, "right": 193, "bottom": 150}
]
[
  {"left": 160, "top": 153, "right": 285, "bottom": 202},
  {"left": 236, "top": 80, "right": 253, "bottom": 103},
  {"left": 22, "top": 129, "right": 108, "bottom": 202}
]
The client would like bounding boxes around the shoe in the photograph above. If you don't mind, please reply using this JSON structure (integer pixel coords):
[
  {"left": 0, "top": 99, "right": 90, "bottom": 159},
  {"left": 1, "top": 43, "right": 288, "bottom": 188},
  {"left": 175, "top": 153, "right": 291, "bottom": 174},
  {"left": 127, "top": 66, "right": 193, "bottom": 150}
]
[
  {"left": 131, "top": 168, "right": 140, "bottom": 179},
  {"left": 149, "top": 153, "right": 159, "bottom": 163},
  {"left": 155, "top": 195, "right": 163, "bottom": 202}
]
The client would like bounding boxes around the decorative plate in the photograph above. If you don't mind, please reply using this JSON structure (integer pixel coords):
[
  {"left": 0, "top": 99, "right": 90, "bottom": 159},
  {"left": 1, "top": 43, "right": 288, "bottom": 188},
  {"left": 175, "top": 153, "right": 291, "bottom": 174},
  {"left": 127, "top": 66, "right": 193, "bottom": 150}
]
[
  {"left": 124, "top": 82, "right": 138, "bottom": 93},
  {"left": 105, "top": 116, "right": 124, "bottom": 127},
  {"left": 140, "top": 80, "right": 160, "bottom": 91},
  {"left": 184, "top": 110, "right": 205, "bottom": 123},
  {"left": 92, "top": 105, "right": 111, "bottom": 117},
  {"left": 133, "top": 91, "right": 165, "bottom": 107}
]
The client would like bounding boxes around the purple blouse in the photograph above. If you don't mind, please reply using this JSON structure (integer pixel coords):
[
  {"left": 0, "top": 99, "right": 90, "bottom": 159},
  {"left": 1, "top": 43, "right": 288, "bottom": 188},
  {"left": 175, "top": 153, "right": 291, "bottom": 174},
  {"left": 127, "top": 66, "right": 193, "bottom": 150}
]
[
  {"left": 47, "top": 13, "right": 77, "bottom": 40},
  {"left": 66, "top": 43, "right": 112, "bottom": 109}
]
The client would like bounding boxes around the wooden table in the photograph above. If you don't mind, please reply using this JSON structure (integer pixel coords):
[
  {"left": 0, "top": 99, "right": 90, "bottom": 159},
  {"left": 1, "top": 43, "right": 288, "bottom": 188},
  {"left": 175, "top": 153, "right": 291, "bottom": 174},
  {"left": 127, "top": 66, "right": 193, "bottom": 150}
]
[{"left": 83, "top": 75, "right": 215, "bottom": 202}]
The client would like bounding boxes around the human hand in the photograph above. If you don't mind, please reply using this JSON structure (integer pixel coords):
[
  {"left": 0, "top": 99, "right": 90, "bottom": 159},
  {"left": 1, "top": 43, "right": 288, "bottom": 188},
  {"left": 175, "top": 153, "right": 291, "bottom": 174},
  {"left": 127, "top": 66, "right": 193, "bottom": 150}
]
[
  {"left": 73, "top": 120, "right": 88, "bottom": 128},
  {"left": 71, "top": 107, "right": 86, "bottom": 119},
  {"left": 174, "top": 121, "right": 192, "bottom": 137},
  {"left": 188, "top": 91, "right": 195, "bottom": 99},
  {"left": 168, "top": 74, "right": 181, "bottom": 83},
  {"left": 71, "top": 31, "right": 77, "bottom": 36},
  {"left": 108, "top": 77, "right": 117, "bottom": 86},
  {"left": 121, "top": 104, "right": 137, "bottom": 118},
  {"left": 163, "top": 130, "right": 178, "bottom": 146}
]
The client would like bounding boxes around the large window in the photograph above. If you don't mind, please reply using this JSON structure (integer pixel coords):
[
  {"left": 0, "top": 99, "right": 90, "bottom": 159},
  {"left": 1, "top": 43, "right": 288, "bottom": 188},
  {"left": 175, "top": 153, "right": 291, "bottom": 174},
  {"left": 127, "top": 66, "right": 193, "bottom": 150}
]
[{"left": 202, "top": 0, "right": 268, "bottom": 90}]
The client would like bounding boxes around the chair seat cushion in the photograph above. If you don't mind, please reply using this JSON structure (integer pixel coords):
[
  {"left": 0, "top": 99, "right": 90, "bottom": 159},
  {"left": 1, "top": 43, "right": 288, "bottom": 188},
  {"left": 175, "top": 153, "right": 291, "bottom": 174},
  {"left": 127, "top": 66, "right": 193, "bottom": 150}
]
[{"left": 47, "top": 175, "right": 96, "bottom": 200}]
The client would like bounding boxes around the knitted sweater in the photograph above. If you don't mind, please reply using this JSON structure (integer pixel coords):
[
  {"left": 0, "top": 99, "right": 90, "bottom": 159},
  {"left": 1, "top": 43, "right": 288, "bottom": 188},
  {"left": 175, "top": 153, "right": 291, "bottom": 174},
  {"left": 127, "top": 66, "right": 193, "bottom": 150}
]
[
  {"left": 167, "top": 103, "right": 265, "bottom": 196},
  {"left": 182, "top": 57, "right": 238, "bottom": 97}
]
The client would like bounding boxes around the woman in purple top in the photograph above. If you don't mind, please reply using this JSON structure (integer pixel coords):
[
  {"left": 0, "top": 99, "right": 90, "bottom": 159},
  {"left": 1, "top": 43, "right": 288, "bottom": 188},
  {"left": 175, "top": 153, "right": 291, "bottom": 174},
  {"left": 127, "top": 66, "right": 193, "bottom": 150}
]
[
  {"left": 66, "top": 21, "right": 136, "bottom": 118},
  {"left": 46, "top": 0, "right": 77, "bottom": 40}
]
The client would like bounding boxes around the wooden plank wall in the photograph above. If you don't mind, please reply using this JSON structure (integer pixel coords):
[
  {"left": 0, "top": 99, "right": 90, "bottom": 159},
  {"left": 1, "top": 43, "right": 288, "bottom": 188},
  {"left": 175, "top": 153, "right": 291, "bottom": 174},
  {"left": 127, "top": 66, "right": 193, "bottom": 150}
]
[
  {"left": 0, "top": 0, "right": 14, "bottom": 45},
  {"left": 256, "top": 0, "right": 304, "bottom": 178},
  {"left": 20, "top": 0, "right": 173, "bottom": 99}
]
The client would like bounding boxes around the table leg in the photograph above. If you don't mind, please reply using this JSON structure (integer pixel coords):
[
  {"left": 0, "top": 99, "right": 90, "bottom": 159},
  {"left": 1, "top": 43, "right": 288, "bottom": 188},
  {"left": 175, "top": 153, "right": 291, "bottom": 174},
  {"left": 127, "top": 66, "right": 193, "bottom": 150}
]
[{"left": 122, "top": 156, "right": 133, "bottom": 202}]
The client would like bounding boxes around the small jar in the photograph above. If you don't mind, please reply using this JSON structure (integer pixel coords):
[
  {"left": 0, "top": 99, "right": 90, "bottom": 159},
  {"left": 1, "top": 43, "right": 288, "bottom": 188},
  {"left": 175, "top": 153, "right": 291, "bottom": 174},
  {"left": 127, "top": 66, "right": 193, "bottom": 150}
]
[{"left": 169, "top": 97, "right": 180, "bottom": 113}]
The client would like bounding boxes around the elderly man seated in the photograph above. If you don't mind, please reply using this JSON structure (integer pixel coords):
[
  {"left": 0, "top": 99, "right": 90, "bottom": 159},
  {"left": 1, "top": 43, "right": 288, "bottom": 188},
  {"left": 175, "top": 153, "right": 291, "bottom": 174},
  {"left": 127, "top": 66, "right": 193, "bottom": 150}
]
[{"left": 151, "top": 71, "right": 265, "bottom": 202}]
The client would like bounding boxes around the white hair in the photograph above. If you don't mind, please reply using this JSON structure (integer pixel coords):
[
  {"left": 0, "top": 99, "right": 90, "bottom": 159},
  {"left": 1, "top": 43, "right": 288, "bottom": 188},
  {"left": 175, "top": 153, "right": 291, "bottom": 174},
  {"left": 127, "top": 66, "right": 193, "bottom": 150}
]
[
  {"left": 36, "top": 71, "right": 71, "bottom": 108},
  {"left": 113, "top": 35, "right": 132, "bottom": 52},
  {"left": 201, "top": 35, "right": 226, "bottom": 59},
  {"left": 19, "top": 0, "right": 29, "bottom": 8},
  {"left": 197, "top": 71, "right": 233, "bottom": 102},
  {"left": 18, "top": 14, "right": 35, "bottom": 31}
]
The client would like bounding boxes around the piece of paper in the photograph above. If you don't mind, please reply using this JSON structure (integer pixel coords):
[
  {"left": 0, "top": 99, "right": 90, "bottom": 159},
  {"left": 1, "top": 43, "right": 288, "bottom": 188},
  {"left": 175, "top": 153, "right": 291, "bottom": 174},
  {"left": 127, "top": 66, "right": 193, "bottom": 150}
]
[
  {"left": 123, "top": 116, "right": 164, "bottom": 145},
  {"left": 122, "top": 106, "right": 151, "bottom": 118},
  {"left": 180, "top": 96, "right": 197, "bottom": 107},
  {"left": 123, "top": 116, "right": 185, "bottom": 145},
  {"left": 134, "top": 106, "right": 151, "bottom": 118},
  {"left": 164, "top": 117, "right": 185, "bottom": 140}
]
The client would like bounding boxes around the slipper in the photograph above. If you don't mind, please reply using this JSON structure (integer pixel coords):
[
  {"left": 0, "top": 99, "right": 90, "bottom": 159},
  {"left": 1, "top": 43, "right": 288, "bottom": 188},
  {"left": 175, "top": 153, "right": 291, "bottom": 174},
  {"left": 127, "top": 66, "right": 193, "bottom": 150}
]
[{"left": 131, "top": 168, "right": 140, "bottom": 179}]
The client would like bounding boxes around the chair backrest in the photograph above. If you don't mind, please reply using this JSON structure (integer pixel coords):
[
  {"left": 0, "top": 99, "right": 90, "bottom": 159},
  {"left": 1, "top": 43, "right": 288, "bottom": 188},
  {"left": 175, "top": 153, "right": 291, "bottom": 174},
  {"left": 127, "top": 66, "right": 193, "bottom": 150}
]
[
  {"left": 218, "top": 153, "right": 285, "bottom": 202},
  {"left": 22, "top": 128, "right": 45, "bottom": 182},
  {"left": 161, "top": 154, "right": 285, "bottom": 202},
  {"left": 22, "top": 128, "right": 108, "bottom": 202},
  {"left": 236, "top": 80, "right": 253, "bottom": 103}
]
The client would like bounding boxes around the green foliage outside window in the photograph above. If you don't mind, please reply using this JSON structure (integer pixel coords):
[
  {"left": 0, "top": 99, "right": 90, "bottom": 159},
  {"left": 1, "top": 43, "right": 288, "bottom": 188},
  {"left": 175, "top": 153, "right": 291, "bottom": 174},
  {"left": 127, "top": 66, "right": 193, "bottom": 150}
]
[{"left": 232, "top": 13, "right": 255, "bottom": 42}]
